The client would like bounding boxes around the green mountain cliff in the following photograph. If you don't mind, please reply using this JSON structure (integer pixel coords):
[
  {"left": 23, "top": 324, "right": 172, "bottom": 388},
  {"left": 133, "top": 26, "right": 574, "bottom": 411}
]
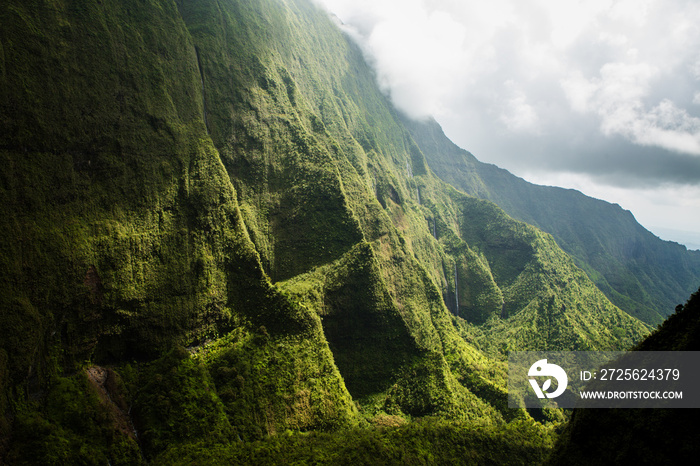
[{"left": 0, "top": 0, "right": 687, "bottom": 463}]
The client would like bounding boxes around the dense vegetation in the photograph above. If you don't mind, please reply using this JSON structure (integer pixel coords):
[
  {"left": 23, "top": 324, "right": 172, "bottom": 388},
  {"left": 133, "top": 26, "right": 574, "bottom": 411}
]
[
  {"left": 154, "top": 417, "right": 558, "bottom": 465},
  {"left": 0, "top": 0, "right": 690, "bottom": 463}
]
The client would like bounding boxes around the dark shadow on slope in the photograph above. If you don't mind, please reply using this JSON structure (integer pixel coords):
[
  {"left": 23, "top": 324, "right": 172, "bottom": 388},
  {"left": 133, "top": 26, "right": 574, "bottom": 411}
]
[{"left": 549, "top": 287, "right": 700, "bottom": 465}]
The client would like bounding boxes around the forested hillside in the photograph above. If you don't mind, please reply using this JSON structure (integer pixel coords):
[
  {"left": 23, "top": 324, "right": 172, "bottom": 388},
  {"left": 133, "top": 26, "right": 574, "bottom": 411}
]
[{"left": 0, "top": 0, "right": 674, "bottom": 463}]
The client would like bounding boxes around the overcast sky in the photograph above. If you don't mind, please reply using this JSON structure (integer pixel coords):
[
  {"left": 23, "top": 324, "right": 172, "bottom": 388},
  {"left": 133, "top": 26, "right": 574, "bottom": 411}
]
[{"left": 317, "top": 0, "right": 700, "bottom": 249}]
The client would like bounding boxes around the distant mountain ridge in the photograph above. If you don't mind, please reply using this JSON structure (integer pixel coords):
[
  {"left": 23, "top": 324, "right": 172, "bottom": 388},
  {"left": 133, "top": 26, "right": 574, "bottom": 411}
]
[
  {"left": 650, "top": 226, "right": 700, "bottom": 251},
  {"left": 403, "top": 117, "right": 700, "bottom": 324}
]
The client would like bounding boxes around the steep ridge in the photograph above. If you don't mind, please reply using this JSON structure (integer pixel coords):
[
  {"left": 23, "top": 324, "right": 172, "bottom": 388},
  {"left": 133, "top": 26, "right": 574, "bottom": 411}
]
[
  {"left": 176, "top": 0, "right": 509, "bottom": 426},
  {"left": 404, "top": 117, "right": 700, "bottom": 325},
  {"left": 176, "top": 0, "right": 646, "bottom": 384},
  {"left": 0, "top": 0, "right": 650, "bottom": 463}
]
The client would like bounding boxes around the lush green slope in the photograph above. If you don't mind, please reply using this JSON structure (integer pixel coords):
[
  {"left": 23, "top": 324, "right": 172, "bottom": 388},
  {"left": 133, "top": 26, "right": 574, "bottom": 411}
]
[
  {"left": 451, "top": 197, "right": 649, "bottom": 354},
  {"left": 404, "top": 117, "right": 700, "bottom": 325},
  {"left": 174, "top": 0, "right": 511, "bottom": 427},
  {"left": 177, "top": 0, "right": 647, "bottom": 388},
  {"left": 0, "top": 0, "right": 651, "bottom": 462},
  {"left": 154, "top": 417, "right": 557, "bottom": 466},
  {"left": 0, "top": 0, "right": 358, "bottom": 462}
]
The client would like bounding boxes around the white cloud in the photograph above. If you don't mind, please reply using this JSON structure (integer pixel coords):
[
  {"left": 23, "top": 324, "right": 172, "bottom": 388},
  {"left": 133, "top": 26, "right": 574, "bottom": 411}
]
[
  {"left": 690, "top": 56, "right": 700, "bottom": 81},
  {"left": 322, "top": 0, "right": 700, "bottom": 153},
  {"left": 365, "top": 7, "right": 469, "bottom": 118},
  {"left": 563, "top": 62, "right": 700, "bottom": 156},
  {"left": 632, "top": 100, "right": 700, "bottom": 154},
  {"left": 560, "top": 72, "right": 597, "bottom": 113},
  {"left": 500, "top": 80, "right": 540, "bottom": 133},
  {"left": 321, "top": 0, "right": 475, "bottom": 119},
  {"left": 608, "top": 0, "right": 652, "bottom": 25},
  {"left": 318, "top": 0, "right": 700, "bottom": 236},
  {"left": 533, "top": 0, "right": 612, "bottom": 49}
]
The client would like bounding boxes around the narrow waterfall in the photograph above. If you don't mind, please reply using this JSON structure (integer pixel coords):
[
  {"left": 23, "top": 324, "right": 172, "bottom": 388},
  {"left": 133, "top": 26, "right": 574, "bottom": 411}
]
[
  {"left": 195, "top": 47, "right": 210, "bottom": 134},
  {"left": 432, "top": 218, "right": 437, "bottom": 239},
  {"left": 454, "top": 262, "right": 459, "bottom": 314}
]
